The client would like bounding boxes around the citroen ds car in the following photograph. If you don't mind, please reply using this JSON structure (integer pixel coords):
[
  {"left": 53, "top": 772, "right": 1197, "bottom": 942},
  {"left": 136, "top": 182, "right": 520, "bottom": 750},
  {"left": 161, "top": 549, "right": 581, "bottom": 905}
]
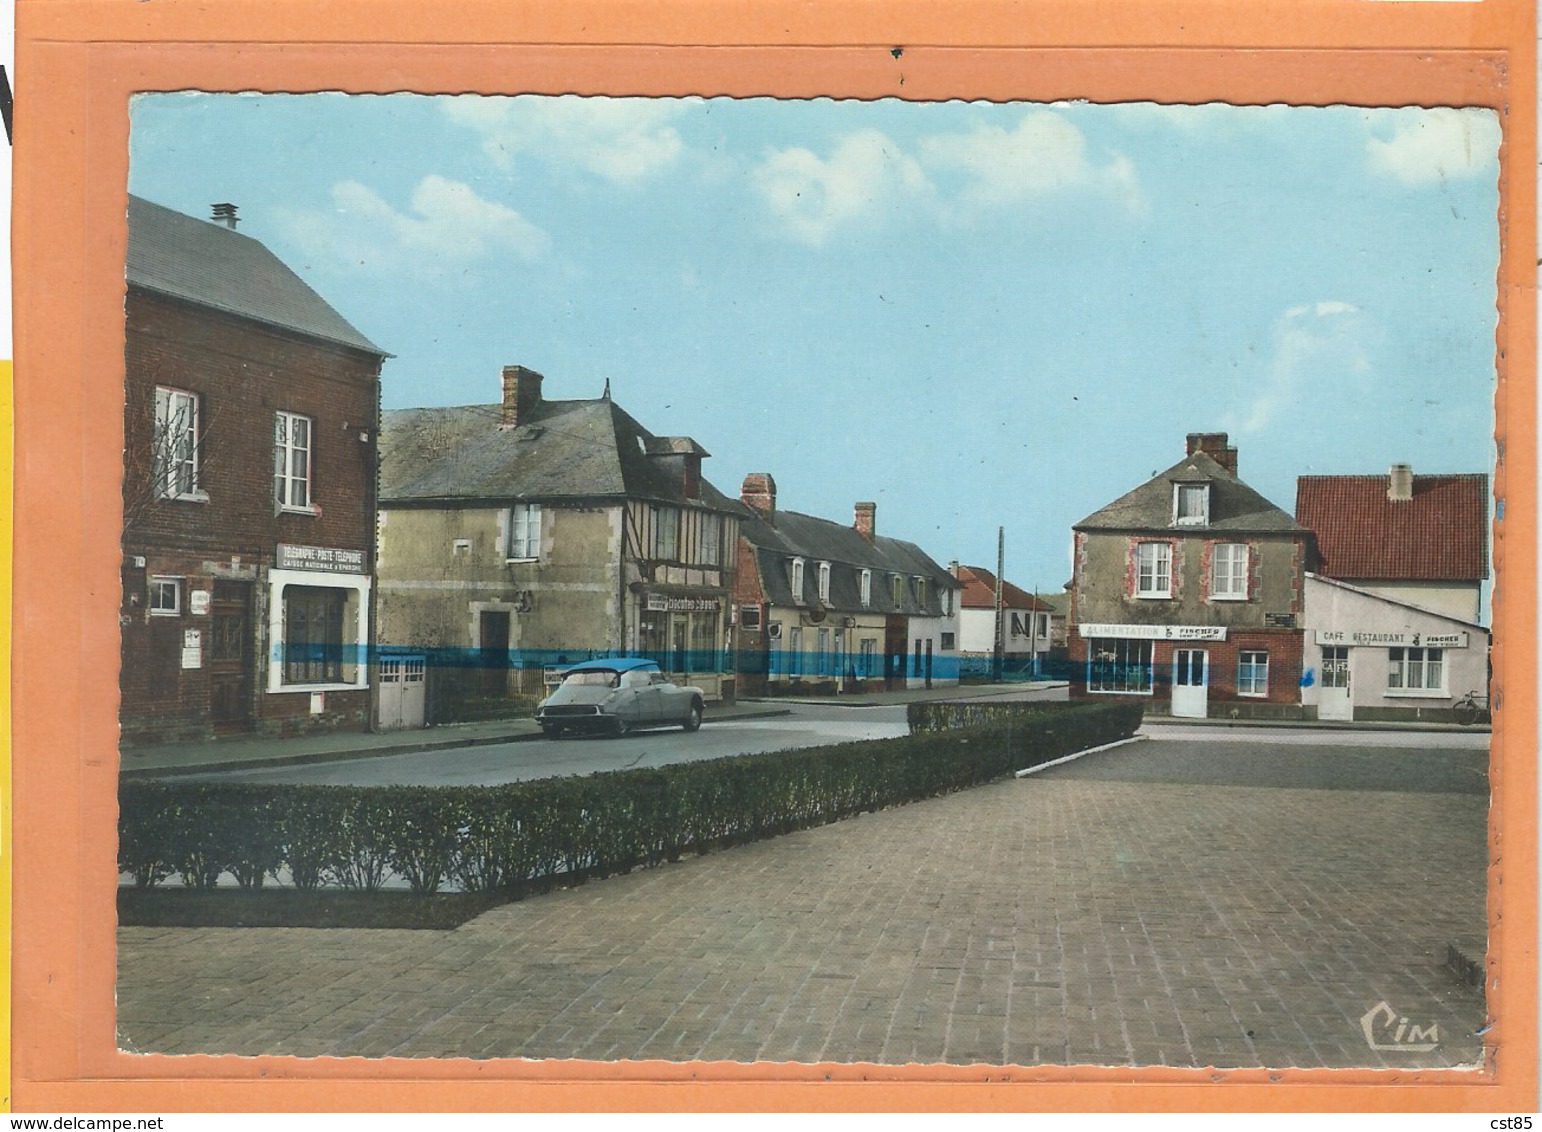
[{"left": 535, "top": 658, "right": 705, "bottom": 737}]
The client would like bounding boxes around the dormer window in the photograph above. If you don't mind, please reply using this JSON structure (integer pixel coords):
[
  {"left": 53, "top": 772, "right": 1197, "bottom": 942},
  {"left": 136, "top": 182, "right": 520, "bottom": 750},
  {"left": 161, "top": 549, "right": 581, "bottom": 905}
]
[
  {"left": 914, "top": 576, "right": 927, "bottom": 608},
  {"left": 1174, "top": 483, "right": 1209, "bottom": 526},
  {"left": 790, "top": 558, "right": 805, "bottom": 603},
  {"left": 817, "top": 561, "right": 831, "bottom": 604},
  {"left": 860, "top": 569, "right": 872, "bottom": 608},
  {"left": 890, "top": 574, "right": 903, "bottom": 607}
]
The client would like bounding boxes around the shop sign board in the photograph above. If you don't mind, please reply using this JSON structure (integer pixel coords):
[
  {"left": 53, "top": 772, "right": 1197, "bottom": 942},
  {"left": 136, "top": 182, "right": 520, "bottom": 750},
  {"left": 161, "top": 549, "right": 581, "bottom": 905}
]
[
  {"left": 1078, "top": 623, "right": 1227, "bottom": 642},
  {"left": 276, "top": 543, "right": 368, "bottom": 574},
  {"left": 1315, "top": 629, "right": 1470, "bottom": 649}
]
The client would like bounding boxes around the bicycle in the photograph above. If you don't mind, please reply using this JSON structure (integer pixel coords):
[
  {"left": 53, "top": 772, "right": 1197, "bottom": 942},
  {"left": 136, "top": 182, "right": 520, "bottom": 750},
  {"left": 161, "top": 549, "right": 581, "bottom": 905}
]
[{"left": 1453, "top": 689, "right": 1486, "bottom": 727}]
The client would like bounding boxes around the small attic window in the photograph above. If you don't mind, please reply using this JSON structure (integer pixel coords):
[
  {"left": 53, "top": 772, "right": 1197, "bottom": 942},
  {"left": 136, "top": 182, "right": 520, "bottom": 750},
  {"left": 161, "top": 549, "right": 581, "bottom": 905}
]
[
  {"left": 517, "top": 426, "right": 545, "bottom": 442},
  {"left": 1174, "top": 483, "right": 1209, "bottom": 526}
]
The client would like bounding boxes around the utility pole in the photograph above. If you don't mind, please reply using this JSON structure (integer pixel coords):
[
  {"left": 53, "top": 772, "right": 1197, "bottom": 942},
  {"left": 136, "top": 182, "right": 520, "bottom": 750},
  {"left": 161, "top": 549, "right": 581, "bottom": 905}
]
[{"left": 993, "top": 526, "right": 1005, "bottom": 682}]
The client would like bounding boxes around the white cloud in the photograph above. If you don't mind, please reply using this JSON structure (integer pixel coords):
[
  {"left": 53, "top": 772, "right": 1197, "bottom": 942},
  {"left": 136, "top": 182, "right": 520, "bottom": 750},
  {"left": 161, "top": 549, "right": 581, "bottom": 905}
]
[
  {"left": 441, "top": 95, "right": 687, "bottom": 186},
  {"left": 279, "top": 175, "right": 549, "bottom": 275},
  {"left": 1365, "top": 107, "right": 1501, "bottom": 185},
  {"left": 1229, "top": 302, "right": 1368, "bottom": 434},
  {"left": 919, "top": 109, "right": 1145, "bottom": 215},
  {"left": 753, "top": 129, "right": 931, "bottom": 247}
]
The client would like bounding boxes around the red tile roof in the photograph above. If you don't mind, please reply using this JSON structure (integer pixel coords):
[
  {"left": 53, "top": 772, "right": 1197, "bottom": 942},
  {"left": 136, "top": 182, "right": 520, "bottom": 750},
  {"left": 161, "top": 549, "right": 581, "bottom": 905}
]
[
  {"left": 1295, "top": 473, "right": 1489, "bottom": 582},
  {"left": 954, "top": 565, "right": 1054, "bottom": 611}
]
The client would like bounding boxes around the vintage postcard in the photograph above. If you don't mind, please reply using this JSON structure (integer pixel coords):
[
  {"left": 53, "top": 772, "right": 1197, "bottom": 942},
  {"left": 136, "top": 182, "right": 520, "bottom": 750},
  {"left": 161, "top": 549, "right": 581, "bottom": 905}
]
[{"left": 10, "top": 0, "right": 1536, "bottom": 1115}]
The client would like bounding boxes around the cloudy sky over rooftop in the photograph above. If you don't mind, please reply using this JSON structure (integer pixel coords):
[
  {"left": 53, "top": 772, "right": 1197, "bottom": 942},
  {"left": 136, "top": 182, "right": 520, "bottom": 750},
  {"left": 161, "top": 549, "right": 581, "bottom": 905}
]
[{"left": 128, "top": 94, "right": 1501, "bottom": 591}]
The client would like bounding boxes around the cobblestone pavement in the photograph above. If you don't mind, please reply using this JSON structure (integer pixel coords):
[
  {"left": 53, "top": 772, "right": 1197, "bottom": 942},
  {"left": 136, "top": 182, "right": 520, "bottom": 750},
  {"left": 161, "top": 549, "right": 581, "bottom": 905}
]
[{"left": 116, "top": 738, "right": 1489, "bottom": 1068}]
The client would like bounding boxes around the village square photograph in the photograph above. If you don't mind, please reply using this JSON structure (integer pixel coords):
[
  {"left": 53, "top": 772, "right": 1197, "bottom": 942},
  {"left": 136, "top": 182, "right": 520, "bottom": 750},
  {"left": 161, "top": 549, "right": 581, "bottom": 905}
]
[{"left": 114, "top": 92, "right": 1501, "bottom": 1071}]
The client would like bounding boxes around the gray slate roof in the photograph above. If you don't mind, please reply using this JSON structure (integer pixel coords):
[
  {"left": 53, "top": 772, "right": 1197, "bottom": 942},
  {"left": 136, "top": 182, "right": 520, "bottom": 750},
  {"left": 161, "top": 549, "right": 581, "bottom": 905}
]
[
  {"left": 741, "top": 508, "right": 959, "bottom": 617},
  {"left": 126, "top": 195, "right": 386, "bottom": 357},
  {"left": 379, "top": 398, "right": 745, "bottom": 513},
  {"left": 1074, "top": 450, "right": 1306, "bottom": 534}
]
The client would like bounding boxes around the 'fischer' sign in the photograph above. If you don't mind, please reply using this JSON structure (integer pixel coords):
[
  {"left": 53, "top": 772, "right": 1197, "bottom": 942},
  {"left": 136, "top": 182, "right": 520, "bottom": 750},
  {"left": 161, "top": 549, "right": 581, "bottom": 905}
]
[
  {"left": 1315, "top": 629, "right": 1469, "bottom": 649},
  {"left": 1078, "top": 623, "right": 1227, "bottom": 642}
]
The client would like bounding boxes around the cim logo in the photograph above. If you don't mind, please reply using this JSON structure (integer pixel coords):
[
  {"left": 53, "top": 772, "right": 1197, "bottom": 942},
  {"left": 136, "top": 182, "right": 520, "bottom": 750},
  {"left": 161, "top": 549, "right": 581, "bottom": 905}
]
[{"left": 1360, "top": 1001, "right": 1440, "bottom": 1052}]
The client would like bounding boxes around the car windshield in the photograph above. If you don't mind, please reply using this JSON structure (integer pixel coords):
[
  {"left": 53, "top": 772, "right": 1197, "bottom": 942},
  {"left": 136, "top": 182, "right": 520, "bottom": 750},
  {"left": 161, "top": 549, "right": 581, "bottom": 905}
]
[{"left": 562, "top": 670, "right": 620, "bottom": 688}]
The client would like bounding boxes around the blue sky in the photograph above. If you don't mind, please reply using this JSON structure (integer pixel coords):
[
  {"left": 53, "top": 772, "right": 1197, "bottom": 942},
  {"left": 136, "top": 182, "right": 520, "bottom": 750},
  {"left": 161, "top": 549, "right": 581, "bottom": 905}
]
[{"left": 127, "top": 94, "right": 1501, "bottom": 595}]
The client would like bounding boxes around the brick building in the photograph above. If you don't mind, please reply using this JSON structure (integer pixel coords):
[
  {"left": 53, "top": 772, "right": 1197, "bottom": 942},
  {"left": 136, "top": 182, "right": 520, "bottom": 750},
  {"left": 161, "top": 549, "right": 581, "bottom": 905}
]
[
  {"left": 120, "top": 196, "right": 388, "bottom": 744},
  {"left": 1068, "top": 433, "right": 1311, "bottom": 718}
]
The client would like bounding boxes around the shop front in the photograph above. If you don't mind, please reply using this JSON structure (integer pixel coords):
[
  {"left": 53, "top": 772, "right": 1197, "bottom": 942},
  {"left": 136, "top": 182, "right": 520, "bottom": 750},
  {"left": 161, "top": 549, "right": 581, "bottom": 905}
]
[
  {"left": 1301, "top": 574, "right": 1489, "bottom": 723},
  {"left": 635, "top": 591, "right": 733, "bottom": 701}
]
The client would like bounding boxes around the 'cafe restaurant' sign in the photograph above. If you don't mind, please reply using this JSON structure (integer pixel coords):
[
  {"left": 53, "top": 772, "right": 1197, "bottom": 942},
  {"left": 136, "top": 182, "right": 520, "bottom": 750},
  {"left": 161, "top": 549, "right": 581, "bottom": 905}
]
[{"left": 1315, "top": 629, "right": 1470, "bottom": 649}]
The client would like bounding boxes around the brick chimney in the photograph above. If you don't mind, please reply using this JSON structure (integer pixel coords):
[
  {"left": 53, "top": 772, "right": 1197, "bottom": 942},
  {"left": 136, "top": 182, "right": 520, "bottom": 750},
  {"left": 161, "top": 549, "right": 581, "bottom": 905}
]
[
  {"left": 500, "top": 365, "right": 544, "bottom": 428},
  {"left": 1186, "top": 432, "right": 1238, "bottom": 477},
  {"left": 854, "top": 501, "right": 877, "bottom": 541},
  {"left": 1388, "top": 463, "right": 1414, "bottom": 502},
  {"left": 741, "top": 472, "right": 777, "bottom": 517}
]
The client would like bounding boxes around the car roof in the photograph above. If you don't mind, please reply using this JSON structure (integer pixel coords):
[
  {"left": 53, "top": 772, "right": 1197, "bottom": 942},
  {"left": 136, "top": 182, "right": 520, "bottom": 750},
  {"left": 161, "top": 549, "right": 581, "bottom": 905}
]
[{"left": 562, "top": 657, "right": 661, "bottom": 673}]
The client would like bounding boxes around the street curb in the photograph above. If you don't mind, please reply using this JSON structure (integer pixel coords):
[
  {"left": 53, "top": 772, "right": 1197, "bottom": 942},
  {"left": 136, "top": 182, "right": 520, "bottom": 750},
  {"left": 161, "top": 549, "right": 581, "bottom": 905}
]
[
  {"left": 1139, "top": 718, "right": 1490, "bottom": 736},
  {"left": 740, "top": 683, "right": 1070, "bottom": 709},
  {"left": 121, "top": 707, "right": 794, "bottom": 779},
  {"left": 1014, "top": 735, "right": 1148, "bottom": 778}
]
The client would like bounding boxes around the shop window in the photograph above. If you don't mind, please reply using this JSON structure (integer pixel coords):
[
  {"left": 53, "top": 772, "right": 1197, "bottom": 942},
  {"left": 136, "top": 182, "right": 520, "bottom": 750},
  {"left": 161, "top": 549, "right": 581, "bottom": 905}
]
[
  {"left": 506, "top": 503, "right": 541, "bottom": 560},
  {"left": 149, "top": 576, "right": 182, "bottom": 616},
  {"left": 1237, "top": 650, "right": 1269, "bottom": 696},
  {"left": 153, "top": 386, "right": 204, "bottom": 501},
  {"left": 1211, "top": 543, "right": 1248, "bottom": 599},
  {"left": 274, "top": 411, "right": 314, "bottom": 512},
  {"left": 283, "top": 586, "right": 345, "bottom": 685},
  {"left": 1087, "top": 638, "right": 1154, "bottom": 694},
  {"left": 1388, "top": 647, "right": 1445, "bottom": 692},
  {"left": 1135, "top": 542, "right": 1172, "bottom": 598}
]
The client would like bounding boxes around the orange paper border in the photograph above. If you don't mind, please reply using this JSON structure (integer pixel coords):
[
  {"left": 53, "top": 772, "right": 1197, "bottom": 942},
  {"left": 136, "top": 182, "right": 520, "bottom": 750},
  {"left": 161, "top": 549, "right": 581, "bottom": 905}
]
[{"left": 12, "top": 0, "right": 1536, "bottom": 1112}]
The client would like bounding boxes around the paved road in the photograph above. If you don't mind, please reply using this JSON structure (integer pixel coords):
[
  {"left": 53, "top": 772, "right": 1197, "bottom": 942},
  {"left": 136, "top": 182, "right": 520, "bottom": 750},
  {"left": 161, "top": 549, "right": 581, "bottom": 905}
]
[
  {"left": 182, "top": 703, "right": 912, "bottom": 786},
  {"left": 117, "top": 730, "right": 1489, "bottom": 1069}
]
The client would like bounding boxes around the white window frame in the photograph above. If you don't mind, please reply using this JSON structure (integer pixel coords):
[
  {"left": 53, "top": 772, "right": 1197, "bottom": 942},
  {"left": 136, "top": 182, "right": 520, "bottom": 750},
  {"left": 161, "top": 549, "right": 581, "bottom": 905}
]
[
  {"left": 817, "top": 561, "right": 831, "bottom": 604},
  {"left": 790, "top": 558, "right": 805, "bottom": 603},
  {"left": 153, "top": 386, "right": 206, "bottom": 502},
  {"left": 1135, "top": 541, "right": 1172, "bottom": 598},
  {"left": 1211, "top": 542, "right": 1249, "bottom": 600},
  {"left": 149, "top": 575, "right": 183, "bottom": 616},
  {"left": 890, "top": 574, "right": 903, "bottom": 607},
  {"left": 273, "top": 410, "right": 314, "bottom": 513},
  {"left": 860, "top": 569, "right": 872, "bottom": 608},
  {"left": 1173, "top": 483, "right": 1209, "bottom": 526},
  {"left": 1387, "top": 646, "right": 1447, "bottom": 695},
  {"left": 738, "top": 604, "right": 762, "bottom": 631},
  {"left": 1237, "top": 650, "right": 1269, "bottom": 697},
  {"left": 788, "top": 625, "right": 803, "bottom": 676},
  {"left": 914, "top": 576, "right": 927, "bottom": 608},
  {"left": 506, "top": 502, "right": 542, "bottom": 561}
]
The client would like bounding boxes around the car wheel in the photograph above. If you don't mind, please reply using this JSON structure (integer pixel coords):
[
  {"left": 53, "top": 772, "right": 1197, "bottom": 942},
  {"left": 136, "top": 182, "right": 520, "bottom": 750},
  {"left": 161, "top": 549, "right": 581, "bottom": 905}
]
[
  {"left": 612, "top": 716, "right": 631, "bottom": 738},
  {"left": 682, "top": 701, "right": 703, "bottom": 732}
]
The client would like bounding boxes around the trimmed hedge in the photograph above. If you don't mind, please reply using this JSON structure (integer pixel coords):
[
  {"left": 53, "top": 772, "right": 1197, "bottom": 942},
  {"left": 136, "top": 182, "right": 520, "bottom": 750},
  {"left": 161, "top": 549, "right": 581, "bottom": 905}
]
[{"left": 119, "top": 701, "right": 1142, "bottom": 897}]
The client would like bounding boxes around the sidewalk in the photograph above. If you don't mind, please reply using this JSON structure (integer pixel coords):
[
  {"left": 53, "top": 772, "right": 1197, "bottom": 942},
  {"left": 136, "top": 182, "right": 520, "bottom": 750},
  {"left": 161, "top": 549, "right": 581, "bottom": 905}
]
[{"left": 118, "top": 701, "right": 791, "bottom": 780}]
